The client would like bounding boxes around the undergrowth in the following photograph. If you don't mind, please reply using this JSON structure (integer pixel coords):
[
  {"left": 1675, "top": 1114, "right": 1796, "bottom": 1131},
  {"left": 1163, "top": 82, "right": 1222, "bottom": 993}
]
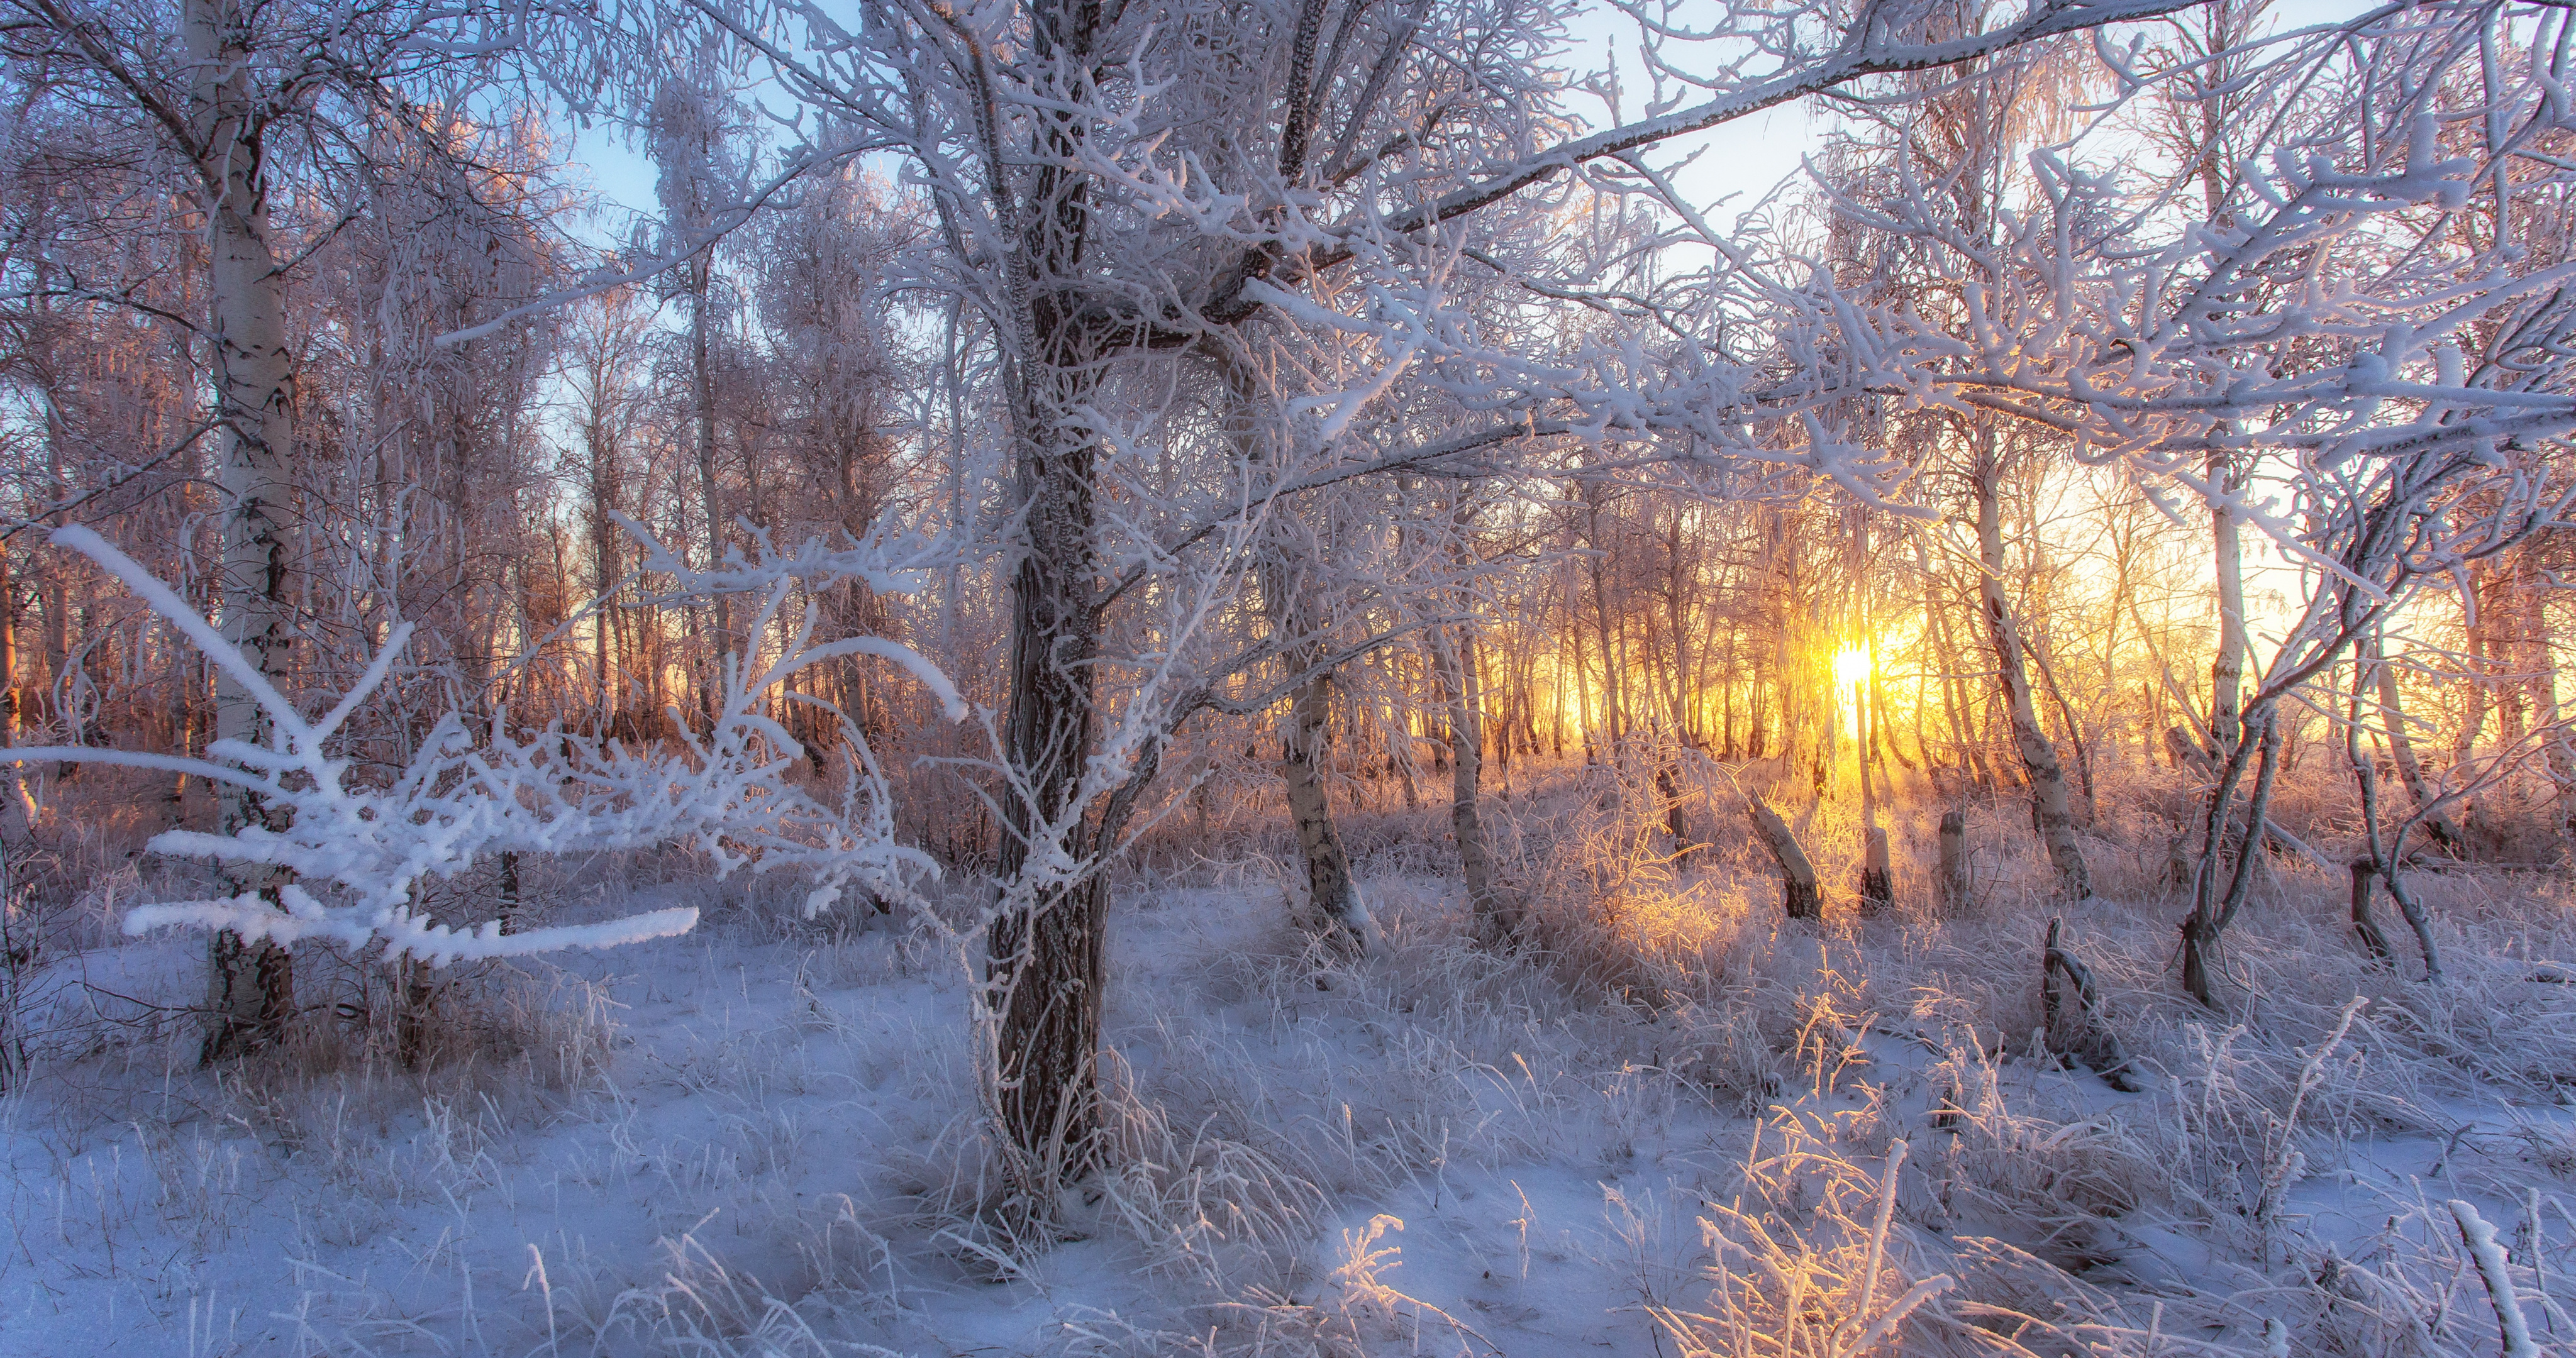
[{"left": 7, "top": 756, "right": 2575, "bottom": 1355}]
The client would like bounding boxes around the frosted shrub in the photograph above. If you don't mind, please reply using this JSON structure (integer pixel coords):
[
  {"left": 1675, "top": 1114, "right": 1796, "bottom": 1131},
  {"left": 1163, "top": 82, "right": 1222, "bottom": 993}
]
[{"left": 9, "top": 524, "right": 959, "bottom": 969}]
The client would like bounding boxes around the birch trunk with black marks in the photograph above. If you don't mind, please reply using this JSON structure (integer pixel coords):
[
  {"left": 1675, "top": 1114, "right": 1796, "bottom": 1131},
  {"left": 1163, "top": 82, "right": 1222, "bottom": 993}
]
[
  {"left": 1280, "top": 664, "right": 1365, "bottom": 952},
  {"left": 192, "top": 0, "right": 298, "bottom": 1063}
]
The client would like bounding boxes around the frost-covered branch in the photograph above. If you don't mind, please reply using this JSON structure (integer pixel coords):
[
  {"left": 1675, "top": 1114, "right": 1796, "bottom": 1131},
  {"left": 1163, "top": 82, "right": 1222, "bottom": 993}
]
[{"left": 11, "top": 525, "right": 960, "bottom": 967}]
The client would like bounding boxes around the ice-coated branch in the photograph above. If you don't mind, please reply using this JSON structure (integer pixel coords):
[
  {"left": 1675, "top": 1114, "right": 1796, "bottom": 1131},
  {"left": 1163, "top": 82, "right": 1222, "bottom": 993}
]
[
  {"left": 2451, "top": 1199, "right": 2541, "bottom": 1358},
  {"left": 15, "top": 524, "right": 960, "bottom": 966},
  {"left": 618, "top": 512, "right": 954, "bottom": 614}
]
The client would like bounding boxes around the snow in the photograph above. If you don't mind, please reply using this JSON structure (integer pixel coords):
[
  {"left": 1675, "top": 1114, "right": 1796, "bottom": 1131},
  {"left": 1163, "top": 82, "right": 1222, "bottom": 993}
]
[
  {"left": 0, "top": 876, "right": 1748, "bottom": 1355},
  {"left": 6, "top": 836, "right": 2575, "bottom": 1356}
]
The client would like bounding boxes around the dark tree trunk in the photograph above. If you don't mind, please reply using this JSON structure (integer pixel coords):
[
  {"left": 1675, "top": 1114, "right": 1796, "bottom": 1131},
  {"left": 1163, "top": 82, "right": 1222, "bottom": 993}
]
[
  {"left": 497, "top": 851, "right": 521, "bottom": 934},
  {"left": 987, "top": 428, "right": 1111, "bottom": 1196},
  {"left": 1282, "top": 667, "right": 1367, "bottom": 952},
  {"left": 1936, "top": 809, "right": 1972, "bottom": 917}
]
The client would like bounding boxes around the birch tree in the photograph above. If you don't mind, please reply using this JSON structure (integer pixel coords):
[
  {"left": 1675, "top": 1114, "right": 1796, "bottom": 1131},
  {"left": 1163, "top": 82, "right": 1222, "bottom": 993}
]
[{"left": 0, "top": 0, "right": 561, "bottom": 1057}]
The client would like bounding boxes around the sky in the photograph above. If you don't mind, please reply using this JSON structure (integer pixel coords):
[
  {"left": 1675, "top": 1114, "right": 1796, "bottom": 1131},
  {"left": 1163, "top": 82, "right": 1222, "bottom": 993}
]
[
  {"left": 558, "top": 0, "right": 2383, "bottom": 248},
  {"left": 558, "top": 18, "right": 1819, "bottom": 235}
]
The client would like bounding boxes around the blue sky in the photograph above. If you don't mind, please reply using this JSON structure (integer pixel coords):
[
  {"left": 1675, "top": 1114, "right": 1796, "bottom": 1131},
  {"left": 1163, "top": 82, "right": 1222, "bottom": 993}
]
[{"left": 558, "top": 0, "right": 2378, "bottom": 246}]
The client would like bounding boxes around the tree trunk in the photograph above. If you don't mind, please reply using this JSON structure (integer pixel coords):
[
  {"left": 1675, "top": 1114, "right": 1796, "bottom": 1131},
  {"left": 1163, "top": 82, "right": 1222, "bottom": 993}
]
[
  {"left": 0, "top": 545, "right": 15, "bottom": 744},
  {"left": 2367, "top": 627, "right": 2463, "bottom": 853},
  {"left": 1747, "top": 793, "right": 1821, "bottom": 920},
  {"left": 167, "top": 692, "right": 193, "bottom": 829},
  {"left": 1657, "top": 760, "right": 1696, "bottom": 864},
  {"left": 192, "top": 0, "right": 297, "bottom": 1063},
  {"left": 2349, "top": 662, "right": 2443, "bottom": 982},
  {"left": 2041, "top": 917, "right": 2140, "bottom": 1091},
  {"left": 1937, "top": 809, "right": 1969, "bottom": 915},
  {"left": 2538, "top": 605, "right": 2576, "bottom": 844},
  {"left": 1280, "top": 667, "right": 1368, "bottom": 952},
  {"left": 1435, "top": 626, "right": 1514, "bottom": 941},
  {"left": 1973, "top": 439, "right": 2090, "bottom": 899},
  {"left": 1860, "top": 825, "right": 1893, "bottom": 913},
  {"left": 2211, "top": 451, "right": 2247, "bottom": 752},
  {"left": 396, "top": 956, "right": 436, "bottom": 1069},
  {"left": 987, "top": 409, "right": 1110, "bottom": 1205},
  {"left": 987, "top": 104, "right": 1121, "bottom": 1197},
  {"left": 1241, "top": 362, "right": 1367, "bottom": 955},
  {"left": 689, "top": 262, "right": 732, "bottom": 675},
  {"left": 2499, "top": 556, "right": 2532, "bottom": 750},
  {"left": 497, "top": 850, "right": 521, "bottom": 935},
  {"left": 587, "top": 434, "right": 623, "bottom": 728},
  {"left": 0, "top": 549, "right": 30, "bottom": 829},
  {"left": 2348, "top": 859, "right": 2394, "bottom": 963},
  {"left": 1856, "top": 678, "right": 1890, "bottom": 911},
  {"left": 2165, "top": 725, "right": 2215, "bottom": 775},
  {"left": 2459, "top": 580, "right": 2493, "bottom": 768},
  {"left": 2028, "top": 635, "right": 2098, "bottom": 829},
  {"left": 990, "top": 620, "right": 1107, "bottom": 1204},
  {"left": 1585, "top": 492, "right": 1627, "bottom": 748}
]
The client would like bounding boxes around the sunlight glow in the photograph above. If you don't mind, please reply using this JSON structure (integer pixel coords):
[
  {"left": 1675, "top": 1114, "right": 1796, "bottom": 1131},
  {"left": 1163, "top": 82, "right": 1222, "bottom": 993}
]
[{"left": 1831, "top": 645, "right": 1872, "bottom": 692}]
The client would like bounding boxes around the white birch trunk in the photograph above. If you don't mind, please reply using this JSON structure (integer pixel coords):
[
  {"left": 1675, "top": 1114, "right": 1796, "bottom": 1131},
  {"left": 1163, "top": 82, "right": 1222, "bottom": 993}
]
[{"left": 191, "top": 0, "right": 299, "bottom": 1061}]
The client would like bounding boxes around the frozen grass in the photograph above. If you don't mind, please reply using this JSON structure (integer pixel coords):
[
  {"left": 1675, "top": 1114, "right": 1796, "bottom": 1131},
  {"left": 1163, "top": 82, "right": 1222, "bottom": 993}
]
[{"left": 1, "top": 758, "right": 2573, "bottom": 1354}]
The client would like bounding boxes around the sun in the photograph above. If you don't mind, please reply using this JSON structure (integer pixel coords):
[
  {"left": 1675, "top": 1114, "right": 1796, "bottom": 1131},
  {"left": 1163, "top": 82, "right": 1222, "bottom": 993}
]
[{"left": 1832, "top": 645, "right": 1872, "bottom": 692}]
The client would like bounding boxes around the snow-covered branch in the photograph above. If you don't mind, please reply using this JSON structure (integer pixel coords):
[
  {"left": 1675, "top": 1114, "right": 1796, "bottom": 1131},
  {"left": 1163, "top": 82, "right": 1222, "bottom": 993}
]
[{"left": 11, "top": 525, "right": 960, "bottom": 967}]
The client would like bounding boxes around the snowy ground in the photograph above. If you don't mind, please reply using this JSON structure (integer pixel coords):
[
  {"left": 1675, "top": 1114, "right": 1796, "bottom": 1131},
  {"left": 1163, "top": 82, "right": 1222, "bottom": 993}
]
[
  {"left": 0, "top": 876, "right": 1733, "bottom": 1356},
  {"left": 4, "top": 822, "right": 2575, "bottom": 1355}
]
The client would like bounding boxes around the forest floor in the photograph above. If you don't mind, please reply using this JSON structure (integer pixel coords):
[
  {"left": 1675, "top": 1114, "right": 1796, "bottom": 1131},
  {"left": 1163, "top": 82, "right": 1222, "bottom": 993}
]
[{"left": 2, "top": 762, "right": 2574, "bottom": 1356}]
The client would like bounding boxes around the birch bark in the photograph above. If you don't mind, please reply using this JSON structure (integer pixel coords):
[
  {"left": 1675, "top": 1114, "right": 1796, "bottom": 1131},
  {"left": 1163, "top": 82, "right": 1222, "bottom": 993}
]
[
  {"left": 191, "top": 0, "right": 300, "bottom": 1061},
  {"left": 1973, "top": 436, "right": 2089, "bottom": 900}
]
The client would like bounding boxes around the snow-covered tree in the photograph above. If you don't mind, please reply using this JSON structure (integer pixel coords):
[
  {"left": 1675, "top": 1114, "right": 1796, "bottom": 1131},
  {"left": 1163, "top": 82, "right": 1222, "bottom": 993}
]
[
  {"left": 1832, "top": 0, "right": 2576, "bottom": 993},
  {"left": 542, "top": 0, "right": 2236, "bottom": 1217}
]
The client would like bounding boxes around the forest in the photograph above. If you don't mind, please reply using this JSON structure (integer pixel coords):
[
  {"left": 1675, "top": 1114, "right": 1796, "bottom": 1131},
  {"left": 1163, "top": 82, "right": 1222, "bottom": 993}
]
[{"left": 0, "top": 0, "right": 2570, "bottom": 1351}]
